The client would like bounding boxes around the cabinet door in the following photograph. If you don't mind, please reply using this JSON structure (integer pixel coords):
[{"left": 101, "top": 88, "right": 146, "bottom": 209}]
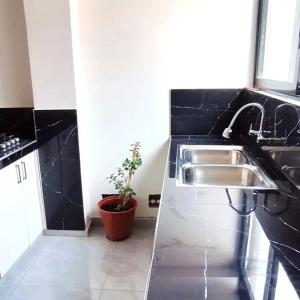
[
  {"left": 21, "top": 151, "right": 44, "bottom": 245},
  {"left": 0, "top": 162, "right": 29, "bottom": 278}
]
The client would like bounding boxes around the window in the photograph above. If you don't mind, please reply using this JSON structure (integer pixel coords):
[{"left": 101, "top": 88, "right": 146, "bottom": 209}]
[{"left": 255, "top": 0, "right": 300, "bottom": 94}]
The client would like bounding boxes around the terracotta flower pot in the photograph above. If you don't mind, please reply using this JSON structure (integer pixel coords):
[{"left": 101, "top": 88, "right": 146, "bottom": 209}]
[{"left": 98, "top": 196, "right": 137, "bottom": 241}]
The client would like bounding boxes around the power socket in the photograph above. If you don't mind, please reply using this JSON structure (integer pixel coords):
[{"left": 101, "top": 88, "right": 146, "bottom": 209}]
[{"left": 149, "top": 194, "right": 161, "bottom": 208}]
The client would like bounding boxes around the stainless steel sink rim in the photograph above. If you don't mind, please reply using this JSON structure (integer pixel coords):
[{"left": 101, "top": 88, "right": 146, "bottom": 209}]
[
  {"left": 262, "top": 146, "right": 300, "bottom": 152},
  {"left": 178, "top": 145, "right": 254, "bottom": 164},
  {"left": 263, "top": 146, "right": 300, "bottom": 189},
  {"left": 182, "top": 148, "right": 249, "bottom": 165},
  {"left": 176, "top": 145, "right": 277, "bottom": 190},
  {"left": 178, "top": 163, "right": 274, "bottom": 189}
]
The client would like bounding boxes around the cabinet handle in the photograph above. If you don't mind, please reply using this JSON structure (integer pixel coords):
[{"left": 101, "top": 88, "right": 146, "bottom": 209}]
[
  {"left": 21, "top": 162, "right": 27, "bottom": 180},
  {"left": 16, "top": 165, "right": 21, "bottom": 184}
]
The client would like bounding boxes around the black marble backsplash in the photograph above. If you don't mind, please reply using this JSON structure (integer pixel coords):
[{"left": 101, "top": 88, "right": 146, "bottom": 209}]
[
  {"left": 171, "top": 89, "right": 243, "bottom": 135},
  {"left": 241, "top": 90, "right": 300, "bottom": 192},
  {"left": 171, "top": 88, "right": 300, "bottom": 143},
  {"left": 240, "top": 89, "right": 300, "bottom": 145},
  {"left": 34, "top": 110, "right": 85, "bottom": 231},
  {"left": 0, "top": 108, "right": 35, "bottom": 139},
  {"left": 170, "top": 88, "right": 300, "bottom": 191}
]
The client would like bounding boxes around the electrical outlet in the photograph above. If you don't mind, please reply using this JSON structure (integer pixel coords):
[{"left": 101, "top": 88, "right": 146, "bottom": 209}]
[{"left": 149, "top": 194, "right": 160, "bottom": 207}]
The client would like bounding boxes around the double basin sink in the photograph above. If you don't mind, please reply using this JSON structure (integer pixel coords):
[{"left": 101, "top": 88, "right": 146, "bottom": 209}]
[{"left": 176, "top": 145, "right": 277, "bottom": 189}]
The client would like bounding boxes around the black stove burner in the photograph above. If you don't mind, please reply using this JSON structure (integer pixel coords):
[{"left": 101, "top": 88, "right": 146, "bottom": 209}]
[
  {"left": 0, "top": 134, "right": 14, "bottom": 142},
  {"left": 0, "top": 134, "right": 21, "bottom": 153}
]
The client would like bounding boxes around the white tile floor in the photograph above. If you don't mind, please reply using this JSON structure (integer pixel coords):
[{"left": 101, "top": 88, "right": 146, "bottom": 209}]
[{"left": 0, "top": 226, "right": 154, "bottom": 300}]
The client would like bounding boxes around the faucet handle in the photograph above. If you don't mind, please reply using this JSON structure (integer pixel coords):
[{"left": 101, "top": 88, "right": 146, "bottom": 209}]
[
  {"left": 249, "top": 124, "right": 258, "bottom": 136},
  {"left": 249, "top": 124, "right": 269, "bottom": 135}
]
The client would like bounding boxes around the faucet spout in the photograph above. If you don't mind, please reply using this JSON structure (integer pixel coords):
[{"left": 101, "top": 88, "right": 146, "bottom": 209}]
[
  {"left": 274, "top": 103, "right": 300, "bottom": 138},
  {"left": 222, "top": 127, "right": 232, "bottom": 139},
  {"left": 222, "top": 103, "right": 265, "bottom": 141}
]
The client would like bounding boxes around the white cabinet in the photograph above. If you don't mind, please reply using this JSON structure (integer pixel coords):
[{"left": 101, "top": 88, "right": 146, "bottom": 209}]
[
  {"left": 0, "top": 162, "right": 29, "bottom": 277},
  {"left": 0, "top": 150, "right": 44, "bottom": 278},
  {"left": 21, "top": 152, "right": 44, "bottom": 244}
]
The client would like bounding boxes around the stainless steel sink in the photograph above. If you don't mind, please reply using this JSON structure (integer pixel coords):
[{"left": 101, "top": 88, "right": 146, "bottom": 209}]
[
  {"left": 263, "top": 146, "right": 300, "bottom": 188},
  {"left": 181, "top": 164, "right": 265, "bottom": 188},
  {"left": 283, "top": 166, "right": 300, "bottom": 187},
  {"left": 181, "top": 145, "right": 249, "bottom": 165},
  {"left": 176, "top": 145, "right": 277, "bottom": 189},
  {"left": 262, "top": 146, "right": 300, "bottom": 167}
]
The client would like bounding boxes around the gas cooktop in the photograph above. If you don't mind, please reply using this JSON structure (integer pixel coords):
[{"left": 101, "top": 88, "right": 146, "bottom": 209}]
[
  {"left": 0, "top": 134, "right": 20, "bottom": 150},
  {"left": 0, "top": 134, "right": 35, "bottom": 160}
]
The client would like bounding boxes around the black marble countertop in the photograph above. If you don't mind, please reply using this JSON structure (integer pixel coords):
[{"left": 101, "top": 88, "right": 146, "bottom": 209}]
[
  {"left": 0, "top": 140, "right": 37, "bottom": 170},
  {"left": 146, "top": 135, "right": 300, "bottom": 299}
]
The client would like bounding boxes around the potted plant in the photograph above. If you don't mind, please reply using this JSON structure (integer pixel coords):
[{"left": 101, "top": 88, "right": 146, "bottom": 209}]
[{"left": 98, "top": 142, "right": 142, "bottom": 241}]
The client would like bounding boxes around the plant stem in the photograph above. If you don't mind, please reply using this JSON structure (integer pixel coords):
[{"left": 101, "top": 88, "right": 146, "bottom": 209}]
[{"left": 123, "top": 143, "right": 138, "bottom": 207}]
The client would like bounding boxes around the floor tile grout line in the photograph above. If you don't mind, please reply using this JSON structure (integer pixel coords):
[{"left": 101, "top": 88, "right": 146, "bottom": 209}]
[
  {"left": 101, "top": 288, "right": 146, "bottom": 292},
  {"left": 2, "top": 283, "right": 105, "bottom": 300},
  {"left": 1, "top": 228, "right": 153, "bottom": 299},
  {"left": 100, "top": 241, "right": 118, "bottom": 292},
  {"left": 98, "top": 288, "right": 145, "bottom": 300},
  {"left": 8, "top": 282, "right": 103, "bottom": 291},
  {"left": 100, "top": 234, "right": 153, "bottom": 293},
  {"left": 98, "top": 288, "right": 103, "bottom": 300},
  {"left": 1, "top": 240, "right": 42, "bottom": 288},
  {"left": 15, "top": 251, "right": 40, "bottom": 286}
]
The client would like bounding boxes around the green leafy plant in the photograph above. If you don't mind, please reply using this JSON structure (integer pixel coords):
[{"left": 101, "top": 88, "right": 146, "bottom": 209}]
[{"left": 107, "top": 142, "right": 142, "bottom": 211}]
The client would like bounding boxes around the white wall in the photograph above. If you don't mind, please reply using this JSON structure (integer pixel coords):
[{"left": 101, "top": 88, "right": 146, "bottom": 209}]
[
  {"left": 24, "top": 0, "right": 92, "bottom": 227},
  {"left": 0, "top": 0, "right": 33, "bottom": 108},
  {"left": 73, "top": 0, "right": 259, "bottom": 218},
  {"left": 69, "top": 0, "right": 92, "bottom": 227},
  {"left": 23, "top": 0, "right": 76, "bottom": 110}
]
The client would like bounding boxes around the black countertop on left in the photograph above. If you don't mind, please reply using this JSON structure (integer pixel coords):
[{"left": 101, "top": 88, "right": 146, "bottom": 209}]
[
  {"left": 0, "top": 140, "right": 37, "bottom": 170},
  {"left": 146, "top": 135, "right": 300, "bottom": 300}
]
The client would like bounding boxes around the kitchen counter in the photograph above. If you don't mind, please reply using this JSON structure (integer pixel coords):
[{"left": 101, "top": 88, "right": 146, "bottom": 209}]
[
  {"left": 0, "top": 140, "right": 37, "bottom": 170},
  {"left": 145, "top": 135, "right": 300, "bottom": 299}
]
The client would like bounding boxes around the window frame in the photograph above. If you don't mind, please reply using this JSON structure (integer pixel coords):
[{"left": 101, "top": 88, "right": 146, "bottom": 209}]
[{"left": 254, "top": 0, "right": 300, "bottom": 94}]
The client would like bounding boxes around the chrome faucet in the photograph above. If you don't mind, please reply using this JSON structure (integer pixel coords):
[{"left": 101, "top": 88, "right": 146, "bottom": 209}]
[
  {"left": 274, "top": 103, "right": 300, "bottom": 138},
  {"left": 222, "top": 103, "right": 266, "bottom": 141}
]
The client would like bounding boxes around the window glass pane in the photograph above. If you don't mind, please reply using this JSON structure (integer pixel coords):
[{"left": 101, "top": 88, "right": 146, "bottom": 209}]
[{"left": 258, "top": 0, "right": 299, "bottom": 82}]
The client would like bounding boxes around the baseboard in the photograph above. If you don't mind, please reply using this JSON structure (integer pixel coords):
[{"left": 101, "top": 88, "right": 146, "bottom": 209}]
[
  {"left": 43, "top": 220, "right": 92, "bottom": 237},
  {"left": 43, "top": 217, "right": 156, "bottom": 237},
  {"left": 92, "top": 217, "right": 157, "bottom": 228}
]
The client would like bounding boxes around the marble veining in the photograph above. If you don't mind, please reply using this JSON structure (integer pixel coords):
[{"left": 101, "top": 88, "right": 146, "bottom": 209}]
[
  {"left": 171, "top": 89, "right": 243, "bottom": 136},
  {"left": 146, "top": 137, "right": 300, "bottom": 299},
  {"left": 34, "top": 110, "right": 85, "bottom": 231},
  {"left": 278, "top": 217, "right": 300, "bottom": 232},
  {"left": 147, "top": 89, "right": 300, "bottom": 299}
]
